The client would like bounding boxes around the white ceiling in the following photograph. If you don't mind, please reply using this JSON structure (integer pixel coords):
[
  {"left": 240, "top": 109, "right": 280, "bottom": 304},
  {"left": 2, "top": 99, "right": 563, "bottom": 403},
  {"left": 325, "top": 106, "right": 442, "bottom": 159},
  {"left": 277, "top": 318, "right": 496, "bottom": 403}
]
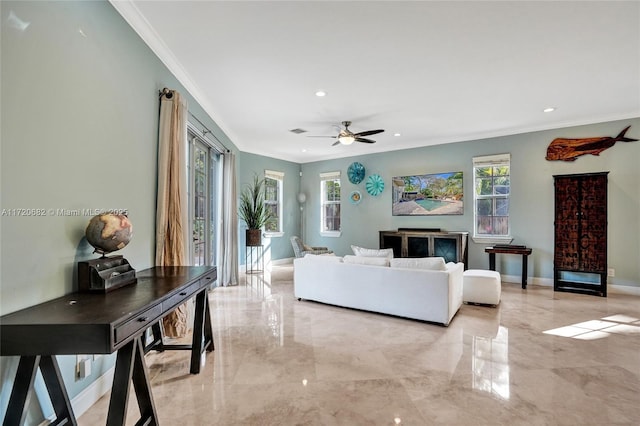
[{"left": 112, "top": 1, "right": 640, "bottom": 164}]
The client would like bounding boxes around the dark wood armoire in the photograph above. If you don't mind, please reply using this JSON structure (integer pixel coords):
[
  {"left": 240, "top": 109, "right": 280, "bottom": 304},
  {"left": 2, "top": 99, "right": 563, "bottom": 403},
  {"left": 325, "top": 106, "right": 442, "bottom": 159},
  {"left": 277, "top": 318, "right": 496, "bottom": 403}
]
[{"left": 553, "top": 172, "right": 608, "bottom": 297}]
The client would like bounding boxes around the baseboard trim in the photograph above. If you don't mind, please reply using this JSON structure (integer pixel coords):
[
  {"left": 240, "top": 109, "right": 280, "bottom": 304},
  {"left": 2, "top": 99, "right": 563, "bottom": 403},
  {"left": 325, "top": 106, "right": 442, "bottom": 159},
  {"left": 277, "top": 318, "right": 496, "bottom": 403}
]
[
  {"left": 499, "top": 274, "right": 640, "bottom": 296},
  {"left": 608, "top": 284, "right": 640, "bottom": 296},
  {"left": 500, "top": 274, "right": 553, "bottom": 287},
  {"left": 41, "top": 366, "right": 115, "bottom": 425}
]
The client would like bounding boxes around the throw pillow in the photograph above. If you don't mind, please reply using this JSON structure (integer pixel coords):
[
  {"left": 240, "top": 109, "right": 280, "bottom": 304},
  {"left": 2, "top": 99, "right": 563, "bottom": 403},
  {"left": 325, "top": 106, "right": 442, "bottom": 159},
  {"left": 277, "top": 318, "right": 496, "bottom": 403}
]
[
  {"left": 343, "top": 255, "right": 390, "bottom": 267},
  {"left": 302, "top": 243, "right": 314, "bottom": 251},
  {"left": 350, "top": 245, "right": 394, "bottom": 259},
  {"left": 390, "top": 257, "right": 447, "bottom": 271}
]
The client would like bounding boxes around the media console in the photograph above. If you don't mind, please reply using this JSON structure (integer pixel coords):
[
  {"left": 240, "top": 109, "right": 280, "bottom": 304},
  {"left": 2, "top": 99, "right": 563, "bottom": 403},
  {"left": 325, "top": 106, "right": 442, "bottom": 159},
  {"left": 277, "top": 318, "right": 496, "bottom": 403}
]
[{"left": 379, "top": 229, "right": 468, "bottom": 268}]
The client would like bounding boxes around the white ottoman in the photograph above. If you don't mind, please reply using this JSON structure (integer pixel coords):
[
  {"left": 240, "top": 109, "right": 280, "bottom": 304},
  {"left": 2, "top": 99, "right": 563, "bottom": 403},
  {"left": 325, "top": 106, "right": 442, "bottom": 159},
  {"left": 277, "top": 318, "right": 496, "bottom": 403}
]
[{"left": 463, "top": 269, "right": 501, "bottom": 306}]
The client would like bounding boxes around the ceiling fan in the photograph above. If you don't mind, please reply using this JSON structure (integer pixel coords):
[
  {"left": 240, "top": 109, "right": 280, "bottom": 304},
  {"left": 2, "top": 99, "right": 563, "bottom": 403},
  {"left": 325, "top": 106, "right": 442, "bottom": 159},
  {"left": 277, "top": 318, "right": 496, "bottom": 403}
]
[{"left": 308, "top": 121, "right": 384, "bottom": 146}]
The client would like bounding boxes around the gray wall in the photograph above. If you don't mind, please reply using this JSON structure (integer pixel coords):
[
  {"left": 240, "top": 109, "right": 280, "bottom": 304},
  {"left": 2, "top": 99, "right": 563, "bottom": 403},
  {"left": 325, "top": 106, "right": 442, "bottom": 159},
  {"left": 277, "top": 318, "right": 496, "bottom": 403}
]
[
  {"left": 0, "top": 1, "right": 237, "bottom": 423},
  {"left": 301, "top": 118, "right": 640, "bottom": 288},
  {"left": 238, "top": 152, "right": 301, "bottom": 263}
]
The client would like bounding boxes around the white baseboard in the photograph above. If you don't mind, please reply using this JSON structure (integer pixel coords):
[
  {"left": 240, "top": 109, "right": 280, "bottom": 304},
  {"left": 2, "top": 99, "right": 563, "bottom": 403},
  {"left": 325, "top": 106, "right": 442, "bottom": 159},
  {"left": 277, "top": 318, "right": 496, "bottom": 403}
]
[
  {"left": 72, "top": 366, "right": 115, "bottom": 418},
  {"left": 500, "top": 274, "right": 640, "bottom": 296},
  {"left": 609, "top": 284, "right": 640, "bottom": 296},
  {"left": 500, "top": 274, "right": 553, "bottom": 287},
  {"left": 41, "top": 366, "right": 114, "bottom": 425}
]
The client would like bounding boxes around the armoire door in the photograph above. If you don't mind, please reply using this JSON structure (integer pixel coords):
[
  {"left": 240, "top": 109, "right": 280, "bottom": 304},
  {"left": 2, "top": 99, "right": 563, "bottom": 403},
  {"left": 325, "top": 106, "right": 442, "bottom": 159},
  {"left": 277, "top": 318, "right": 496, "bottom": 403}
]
[
  {"left": 554, "top": 176, "right": 581, "bottom": 271},
  {"left": 577, "top": 174, "right": 607, "bottom": 273}
]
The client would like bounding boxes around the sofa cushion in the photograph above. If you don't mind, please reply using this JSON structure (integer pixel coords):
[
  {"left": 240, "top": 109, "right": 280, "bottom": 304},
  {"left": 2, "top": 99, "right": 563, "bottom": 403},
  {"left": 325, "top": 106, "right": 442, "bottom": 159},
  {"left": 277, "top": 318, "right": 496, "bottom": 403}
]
[
  {"left": 351, "top": 245, "right": 394, "bottom": 259},
  {"left": 343, "top": 255, "right": 390, "bottom": 267},
  {"left": 303, "top": 254, "right": 343, "bottom": 262},
  {"left": 390, "top": 257, "right": 447, "bottom": 271}
]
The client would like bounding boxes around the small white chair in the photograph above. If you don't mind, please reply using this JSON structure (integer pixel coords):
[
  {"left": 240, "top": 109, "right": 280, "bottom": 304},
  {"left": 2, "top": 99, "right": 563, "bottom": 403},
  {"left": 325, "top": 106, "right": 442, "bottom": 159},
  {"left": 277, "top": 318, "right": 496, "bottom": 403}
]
[{"left": 463, "top": 269, "right": 501, "bottom": 306}]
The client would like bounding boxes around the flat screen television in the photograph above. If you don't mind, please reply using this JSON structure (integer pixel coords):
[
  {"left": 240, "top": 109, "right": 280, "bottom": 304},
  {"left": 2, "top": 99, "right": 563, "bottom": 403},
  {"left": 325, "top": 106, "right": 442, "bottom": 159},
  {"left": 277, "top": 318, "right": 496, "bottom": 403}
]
[{"left": 392, "top": 171, "right": 463, "bottom": 216}]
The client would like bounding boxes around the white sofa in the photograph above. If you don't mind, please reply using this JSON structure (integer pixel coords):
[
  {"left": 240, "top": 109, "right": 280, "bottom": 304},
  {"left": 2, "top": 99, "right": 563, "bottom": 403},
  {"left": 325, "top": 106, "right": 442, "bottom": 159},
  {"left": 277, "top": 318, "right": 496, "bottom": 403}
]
[{"left": 293, "top": 254, "right": 464, "bottom": 326}]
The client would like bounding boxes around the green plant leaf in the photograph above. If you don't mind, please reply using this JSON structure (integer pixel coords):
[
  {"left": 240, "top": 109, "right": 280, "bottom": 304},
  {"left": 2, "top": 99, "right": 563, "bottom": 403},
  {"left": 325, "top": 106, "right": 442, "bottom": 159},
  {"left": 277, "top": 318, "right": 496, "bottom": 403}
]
[{"left": 238, "top": 174, "right": 274, "bottom": 229}]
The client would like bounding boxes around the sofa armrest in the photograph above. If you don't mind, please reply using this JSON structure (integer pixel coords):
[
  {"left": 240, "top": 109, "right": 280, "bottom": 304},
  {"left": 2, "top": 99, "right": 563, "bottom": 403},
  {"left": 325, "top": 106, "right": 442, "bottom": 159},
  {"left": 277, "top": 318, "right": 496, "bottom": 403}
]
[{"left": 445, "top": 262, "right": 465, "bottom": 324}]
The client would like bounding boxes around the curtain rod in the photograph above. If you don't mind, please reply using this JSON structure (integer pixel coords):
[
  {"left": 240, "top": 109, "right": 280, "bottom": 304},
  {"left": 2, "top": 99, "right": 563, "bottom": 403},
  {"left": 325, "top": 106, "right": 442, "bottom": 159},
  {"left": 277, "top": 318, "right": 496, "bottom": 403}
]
[
  {"left": 188, "top": 111, "right": 230, "bottom": 154},
  {"left": 159, "top": 87, "right": 173, "bottom": 99},
  {"left": 159, "top": 87, "right": 230, "bottom": 153}
]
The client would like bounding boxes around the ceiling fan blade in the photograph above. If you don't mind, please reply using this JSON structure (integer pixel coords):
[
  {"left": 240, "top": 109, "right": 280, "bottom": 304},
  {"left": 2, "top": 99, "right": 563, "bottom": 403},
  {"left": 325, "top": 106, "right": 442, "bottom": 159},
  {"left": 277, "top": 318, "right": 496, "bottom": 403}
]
[
  {"left": 332, "top": 140, "right": 341, "bottom": 146},
  {"left": 355, "top": 137, "right": 376, "bottom": 144},
  {"left": 355, "top": 129, "right": 384, "bottom": 137},
  {"left": 307, "top": 135, "right": 337, "bottom": 138}
]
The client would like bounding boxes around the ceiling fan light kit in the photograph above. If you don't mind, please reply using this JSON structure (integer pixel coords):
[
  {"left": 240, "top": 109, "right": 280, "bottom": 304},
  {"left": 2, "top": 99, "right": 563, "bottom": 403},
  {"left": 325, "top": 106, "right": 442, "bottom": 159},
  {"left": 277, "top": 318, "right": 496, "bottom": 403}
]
[
  {"left": 339, "top": 135, "right": 355, "bottom": 145},
  {"left": 308, "top": 120, "right": 385, "bottom": 147}
]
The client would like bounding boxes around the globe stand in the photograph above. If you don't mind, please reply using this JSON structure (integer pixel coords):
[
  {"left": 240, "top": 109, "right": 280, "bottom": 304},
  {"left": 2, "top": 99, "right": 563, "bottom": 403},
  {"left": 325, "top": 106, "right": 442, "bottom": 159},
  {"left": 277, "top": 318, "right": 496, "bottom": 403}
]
[{"left": 78, "top": 255, "right": 137, "bottom": 293}]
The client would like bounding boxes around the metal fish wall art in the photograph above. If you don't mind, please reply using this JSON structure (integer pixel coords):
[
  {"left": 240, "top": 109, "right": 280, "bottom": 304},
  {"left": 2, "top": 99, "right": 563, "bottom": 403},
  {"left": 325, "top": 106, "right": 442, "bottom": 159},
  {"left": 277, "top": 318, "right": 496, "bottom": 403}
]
[{"left": 545, "top": 125, "right": 637, "bottom": 161}]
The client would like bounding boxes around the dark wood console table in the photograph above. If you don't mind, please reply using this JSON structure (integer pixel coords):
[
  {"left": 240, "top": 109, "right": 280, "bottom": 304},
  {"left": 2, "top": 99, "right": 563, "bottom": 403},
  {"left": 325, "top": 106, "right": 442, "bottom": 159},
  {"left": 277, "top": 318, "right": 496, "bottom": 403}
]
[
  {"left": 380, "top": 229, "right": 468, "bottom": 268},
  {"left": 485, "top": 246, "right": 532, "bottom": 289},
  {"left": 1, "top": 265, "right": 216, "bottom": 426}
]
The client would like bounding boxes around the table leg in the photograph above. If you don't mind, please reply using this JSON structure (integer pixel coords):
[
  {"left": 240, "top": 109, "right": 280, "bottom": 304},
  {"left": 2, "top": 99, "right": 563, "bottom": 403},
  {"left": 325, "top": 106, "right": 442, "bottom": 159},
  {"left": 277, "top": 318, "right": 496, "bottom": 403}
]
[
  {"left": 107, "top": 337, "right": 158, "bottom": 426},
  {"left": 489, "top": 253, "right": 496, "bottom": 270},
  {"left": 131, "top": 338, "right": 157, "bottom": 425},
  {"left": 4, "top": 355, "right": 76, "bottom": 426},
  {"left": 3, "top": 356, "right": 39, "bottom": 426},
  {"left": 144, "top": 322, "right": 165, "bottom": 353},
  {"left": 107, "top": 341, "right": 135, "bottom": 426},
  {"left": 204, "top": 295, "right": 214, "bottom": 352},
  {"left": 522, "top": 254, "right": 528, "bottom": 289},
  {"left": 40, "top": 356, "right": 77, "bottom": 425},
  {"left": 190, "top": 290, "right": 214, "bottom": 374}
]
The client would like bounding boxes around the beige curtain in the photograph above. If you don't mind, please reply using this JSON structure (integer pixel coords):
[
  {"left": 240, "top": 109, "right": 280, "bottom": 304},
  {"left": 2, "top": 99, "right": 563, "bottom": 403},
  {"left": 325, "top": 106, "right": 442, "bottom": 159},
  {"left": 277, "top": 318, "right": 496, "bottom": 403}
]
[
  {"left": 156, "top": 89, "right": 189, "bottom": 337},
  {"left": 221, "top": 151, "right": 239, "bottom": 286}
]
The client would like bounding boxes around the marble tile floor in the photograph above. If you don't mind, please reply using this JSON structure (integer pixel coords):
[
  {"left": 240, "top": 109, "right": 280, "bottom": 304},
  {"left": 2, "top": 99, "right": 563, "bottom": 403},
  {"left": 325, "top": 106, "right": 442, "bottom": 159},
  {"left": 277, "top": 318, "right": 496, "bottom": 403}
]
[{"left": 79, "top": 265, "right": 640, "bottom": 425}]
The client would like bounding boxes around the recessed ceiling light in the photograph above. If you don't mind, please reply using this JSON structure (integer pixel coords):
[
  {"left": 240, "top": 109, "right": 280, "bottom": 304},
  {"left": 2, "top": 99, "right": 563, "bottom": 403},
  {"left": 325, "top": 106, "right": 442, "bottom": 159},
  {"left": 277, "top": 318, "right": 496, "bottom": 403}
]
[
  {"left": 315, "top": 90, "right": 326, "bottom": 97},
  {"left": 394, "top": 133, "right": 401, "bottom": 137},
  {"left": 543, "top": 107, "right": 556, "bottom": 113},
  {"left": 301, "top": 149, "right": 307, "bottom": 153}
]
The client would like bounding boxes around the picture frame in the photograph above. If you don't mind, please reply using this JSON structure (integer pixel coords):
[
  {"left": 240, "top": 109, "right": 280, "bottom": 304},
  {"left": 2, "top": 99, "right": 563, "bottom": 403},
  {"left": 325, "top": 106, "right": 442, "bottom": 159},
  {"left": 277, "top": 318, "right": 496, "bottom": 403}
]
[{"left": 392, "top": 172, "right": 463, "bottom": 216}]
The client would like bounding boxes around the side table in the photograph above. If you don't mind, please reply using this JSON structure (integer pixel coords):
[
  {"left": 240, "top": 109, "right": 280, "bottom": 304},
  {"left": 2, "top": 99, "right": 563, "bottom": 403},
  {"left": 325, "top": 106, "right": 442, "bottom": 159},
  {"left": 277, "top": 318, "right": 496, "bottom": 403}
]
[
  {"left": 484, "top": 245, "right": 532, "bottom": 289},
  {"left": 246, "top": 244, "right": 264, "bottom": 274}
]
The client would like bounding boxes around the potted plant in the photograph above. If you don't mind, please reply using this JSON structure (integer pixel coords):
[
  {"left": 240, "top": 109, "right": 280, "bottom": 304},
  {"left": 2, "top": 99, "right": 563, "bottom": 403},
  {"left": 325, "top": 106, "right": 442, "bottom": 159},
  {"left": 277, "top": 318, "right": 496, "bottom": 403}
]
[{"left": 238, "top": 174, "right": 273, "bottom": 246}]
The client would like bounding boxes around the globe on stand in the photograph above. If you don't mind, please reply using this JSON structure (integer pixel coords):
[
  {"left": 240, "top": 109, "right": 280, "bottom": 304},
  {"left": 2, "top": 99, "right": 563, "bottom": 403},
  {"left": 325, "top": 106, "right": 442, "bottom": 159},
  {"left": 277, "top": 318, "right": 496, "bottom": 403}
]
[
  {"left": 85, "top": 213, "right": 133, "bottom": 257},
  {"left": 79, "top": 213, "right": 136, "bottom": 292}
]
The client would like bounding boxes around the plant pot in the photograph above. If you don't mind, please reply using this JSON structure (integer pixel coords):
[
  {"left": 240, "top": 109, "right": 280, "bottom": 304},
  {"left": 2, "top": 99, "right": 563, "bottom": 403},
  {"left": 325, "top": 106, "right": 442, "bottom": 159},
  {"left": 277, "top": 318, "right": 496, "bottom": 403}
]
[{"left": 246, "top": 229, "right": 262, "bottom": 246}]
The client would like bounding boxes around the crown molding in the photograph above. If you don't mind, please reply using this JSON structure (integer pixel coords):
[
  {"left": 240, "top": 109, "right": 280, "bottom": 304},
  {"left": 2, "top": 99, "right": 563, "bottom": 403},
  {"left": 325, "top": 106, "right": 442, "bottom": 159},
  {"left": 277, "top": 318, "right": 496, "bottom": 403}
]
[{"left": 108, "top": 1, "right": 240, "bottom": 150}]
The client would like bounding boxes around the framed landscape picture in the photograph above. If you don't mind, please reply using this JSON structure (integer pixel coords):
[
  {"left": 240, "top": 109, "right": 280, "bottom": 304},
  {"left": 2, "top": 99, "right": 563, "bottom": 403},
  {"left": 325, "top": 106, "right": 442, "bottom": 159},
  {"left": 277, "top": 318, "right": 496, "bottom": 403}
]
[{"left": 392, "top": 171, "right": 463, "bottom": 216}]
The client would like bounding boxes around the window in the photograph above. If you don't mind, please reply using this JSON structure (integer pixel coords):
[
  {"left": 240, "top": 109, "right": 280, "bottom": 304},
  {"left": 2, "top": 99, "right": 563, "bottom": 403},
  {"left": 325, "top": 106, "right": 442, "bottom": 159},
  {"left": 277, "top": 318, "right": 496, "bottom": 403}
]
[
  {"left": 264, "top": 170, "right": 284, "bottom": 236},
  {"left": 473, "top": 153, "right": 511, "bottom": 241},
  {"left": 320, "top": 171, "right": 341, "bottom": 237}
]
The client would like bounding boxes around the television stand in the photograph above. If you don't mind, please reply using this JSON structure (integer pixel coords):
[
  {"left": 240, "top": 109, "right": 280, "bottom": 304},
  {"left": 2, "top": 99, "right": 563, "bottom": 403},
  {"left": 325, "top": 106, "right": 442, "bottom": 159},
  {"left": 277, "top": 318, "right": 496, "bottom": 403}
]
[{"left": 380, "top": 229, "right": 468, "bottom": 268}]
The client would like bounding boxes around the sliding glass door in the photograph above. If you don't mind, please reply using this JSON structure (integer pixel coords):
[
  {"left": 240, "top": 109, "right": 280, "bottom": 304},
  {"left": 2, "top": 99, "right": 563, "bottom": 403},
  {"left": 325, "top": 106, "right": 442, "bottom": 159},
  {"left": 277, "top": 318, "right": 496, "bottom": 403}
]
[{"left": 188, "top": 128, "right": 221, "bottom": 268}]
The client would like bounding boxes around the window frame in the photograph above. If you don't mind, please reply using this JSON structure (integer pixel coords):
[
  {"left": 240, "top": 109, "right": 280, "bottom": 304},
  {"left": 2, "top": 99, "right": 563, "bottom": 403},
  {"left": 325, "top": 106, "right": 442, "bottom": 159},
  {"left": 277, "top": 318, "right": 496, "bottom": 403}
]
[
  {"left": 472, "top": 153, "right": 513, "bottom": 244},
  {"left": 264, "top": 169, "right": 284, "bottom": 237},
  {"left": 320, "top": 171, "right": 341, "bottom": 237}
]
